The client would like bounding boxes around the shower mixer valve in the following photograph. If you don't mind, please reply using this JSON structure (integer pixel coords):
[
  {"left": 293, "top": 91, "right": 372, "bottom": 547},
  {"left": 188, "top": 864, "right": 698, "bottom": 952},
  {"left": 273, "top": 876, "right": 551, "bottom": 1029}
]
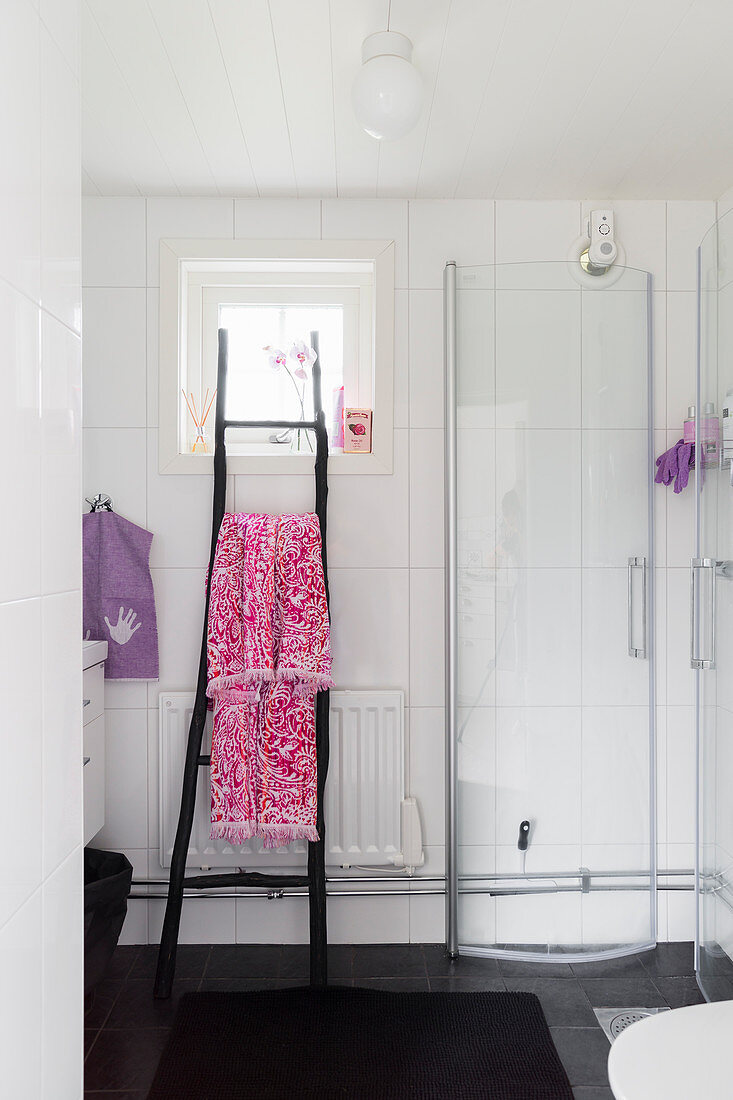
[{"left": 518, "top": 820, "right": 531, "bottom": 851}]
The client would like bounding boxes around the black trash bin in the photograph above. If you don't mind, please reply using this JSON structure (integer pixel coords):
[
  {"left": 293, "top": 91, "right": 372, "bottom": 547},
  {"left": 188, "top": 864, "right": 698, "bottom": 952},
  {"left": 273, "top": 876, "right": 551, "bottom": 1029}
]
[{"left": 84, "top": 847, "right": 133, "bottom": 995}]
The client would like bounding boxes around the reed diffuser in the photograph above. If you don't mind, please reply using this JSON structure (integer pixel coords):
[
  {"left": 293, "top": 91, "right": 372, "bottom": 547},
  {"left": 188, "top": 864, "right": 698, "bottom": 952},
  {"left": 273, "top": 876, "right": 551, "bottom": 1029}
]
[{"left": 182, "top": 388, "right": 216, "bottom": 453}]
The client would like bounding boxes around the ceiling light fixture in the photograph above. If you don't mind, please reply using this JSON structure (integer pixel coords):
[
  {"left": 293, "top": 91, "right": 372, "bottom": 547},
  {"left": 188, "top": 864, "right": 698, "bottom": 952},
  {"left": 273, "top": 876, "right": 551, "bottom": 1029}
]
[{"left": 352, "top": 31, "right": 423, "bottom": 142}]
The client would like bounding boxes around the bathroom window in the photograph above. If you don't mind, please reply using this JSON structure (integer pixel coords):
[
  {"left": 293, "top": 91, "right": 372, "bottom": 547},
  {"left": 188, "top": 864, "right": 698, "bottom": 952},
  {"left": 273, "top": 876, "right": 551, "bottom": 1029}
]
[{"left": 159, "top": 239, "right": 395, "bottom": 475}]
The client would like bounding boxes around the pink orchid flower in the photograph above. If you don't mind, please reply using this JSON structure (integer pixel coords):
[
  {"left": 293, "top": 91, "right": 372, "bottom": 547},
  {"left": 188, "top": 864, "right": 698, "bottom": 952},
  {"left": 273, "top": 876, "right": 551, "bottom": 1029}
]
[
  {"left": 289, "top": 340, "right": 316, "bottom": 380},
  {"left": 263, "top": 345, "right": 288, "bottom": 371}
]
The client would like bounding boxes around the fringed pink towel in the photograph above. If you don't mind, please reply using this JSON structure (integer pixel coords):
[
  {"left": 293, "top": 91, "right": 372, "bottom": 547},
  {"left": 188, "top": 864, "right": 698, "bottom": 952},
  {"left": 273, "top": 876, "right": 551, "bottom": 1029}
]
[{"left": 207, "top": 513, "right": 332, "bottom": 848}]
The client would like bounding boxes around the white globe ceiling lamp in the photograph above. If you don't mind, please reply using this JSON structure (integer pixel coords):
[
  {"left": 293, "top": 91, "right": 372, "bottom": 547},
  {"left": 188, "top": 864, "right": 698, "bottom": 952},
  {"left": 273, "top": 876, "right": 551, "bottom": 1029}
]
[{"left": 352, "top": 31, "right": 423, "bottom": 141}]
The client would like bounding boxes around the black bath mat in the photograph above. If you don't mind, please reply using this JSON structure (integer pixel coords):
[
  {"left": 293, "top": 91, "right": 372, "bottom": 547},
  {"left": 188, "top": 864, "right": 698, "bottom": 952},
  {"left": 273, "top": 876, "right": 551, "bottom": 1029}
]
[{"left": 146, "top": 987, "right": 573, "bottom": 1099}]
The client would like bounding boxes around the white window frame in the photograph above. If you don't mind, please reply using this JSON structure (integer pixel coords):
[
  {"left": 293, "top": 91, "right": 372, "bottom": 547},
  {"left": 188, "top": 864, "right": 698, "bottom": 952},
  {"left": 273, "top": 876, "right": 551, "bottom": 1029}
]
[{"left": 159, "top": 238, "right": 395, "bottom": 475}]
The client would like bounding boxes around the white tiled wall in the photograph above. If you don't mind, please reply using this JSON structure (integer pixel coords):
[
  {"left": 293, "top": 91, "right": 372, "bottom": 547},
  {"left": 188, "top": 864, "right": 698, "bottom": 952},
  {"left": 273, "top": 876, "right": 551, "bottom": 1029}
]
[
  {"left": 0, "top": 1, "right": 82, "bottom": 1097},
  {"left": 82, "top": 195, "right": 715, "bottom": 947}
]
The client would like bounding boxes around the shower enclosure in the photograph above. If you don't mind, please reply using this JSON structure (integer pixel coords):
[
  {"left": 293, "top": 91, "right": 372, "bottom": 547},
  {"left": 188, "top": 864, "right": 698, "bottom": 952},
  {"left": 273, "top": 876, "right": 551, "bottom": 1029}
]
[
  {"left": 445, "top": 259, "right": 656, "bottom": 961},
  {"left": 696, "top": 209, "right": 733, "bottom": 999}
]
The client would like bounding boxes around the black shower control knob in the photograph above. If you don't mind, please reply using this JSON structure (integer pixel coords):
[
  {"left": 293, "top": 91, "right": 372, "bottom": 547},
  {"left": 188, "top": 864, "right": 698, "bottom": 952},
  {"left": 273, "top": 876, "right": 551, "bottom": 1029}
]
[{"left": 518, "top": 820, "right": 531, "bottom": 851}]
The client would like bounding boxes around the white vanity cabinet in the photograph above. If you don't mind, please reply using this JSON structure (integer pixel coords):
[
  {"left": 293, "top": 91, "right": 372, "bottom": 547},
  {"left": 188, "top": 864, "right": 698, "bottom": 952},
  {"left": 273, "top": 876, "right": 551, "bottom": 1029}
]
[{"left": 83, "top": 639, "right": 107, "bottom": 845}]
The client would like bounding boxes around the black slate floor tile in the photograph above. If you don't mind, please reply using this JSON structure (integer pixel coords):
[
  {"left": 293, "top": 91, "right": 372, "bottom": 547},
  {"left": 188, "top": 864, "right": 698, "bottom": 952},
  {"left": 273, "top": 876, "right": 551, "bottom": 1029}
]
[
  {"left": 103, "top": 946, "right": 141, "bottom": 981},
  {"left": 497, "top": 957, "right": 575, "bottom": 978},
  {"left": 551, "top": 1027, "right": 611, "bottom": 1088},
  {"left": 105, "top": 979, "right": 200, "bottom": 1029},
  {"left": 84, "top": 1094, "right": 147, "bottom": 1099},
  {"left": 198, "top": 977, "right": 303, "bottom": 993},
  {"left": 84, "top": 980, "right": 123, "bottom": 1029},
  {"left": 578, "top": 977, "right": 667, "bottom": 1008},
  {"left": 571, "top": 955, "right": 647, "bottom": 979},
  {"left": 276, "top": 945, "right": 355, "bottom": 979},
  {"left": 84, "top": 1028, "right": 171, "bottom": 1093},
  {"left": 352, "top": 943, "right": 428, "bottom": 978},
  {"left": 572, "top": 1089, "right": 614, "bottom": 1099},
  {"left": 130, "top": 944, "right": 210, "bottom": 981},
  {"left": 504, "top": 978, "right": 597, "bottom": 1026},
  {"left": 422, "top": 944, "right": 501, "bottom": 977},
  {"left": 327, "top": 944, "right": 355, "bottom": 979},
  {"left": 84, "top": 1030, "right": 98, "bottom": 1057},
  {"left": 638, "top": 941, "right": 694, "bottom": 977},
  {"left": 429, "top": 976, "right": 505, "bottom": 992},
  {"left": 357, "top": 976, "right": 431, "bottom": 991},
  {"left": 653, "top": 975, "right": 706, "bottom": 1007},
  {"left": 205, "top": 943, "right": 282, "bottom": 978},
  {"left": 279, "top": 944, "right": 309, "bottom": 978},
  {"left": 84, "top": 1093, "right": 147, "bottom": 1099},
  {"left": 697, "top": 975, "right": 733, "bottom": 999}
]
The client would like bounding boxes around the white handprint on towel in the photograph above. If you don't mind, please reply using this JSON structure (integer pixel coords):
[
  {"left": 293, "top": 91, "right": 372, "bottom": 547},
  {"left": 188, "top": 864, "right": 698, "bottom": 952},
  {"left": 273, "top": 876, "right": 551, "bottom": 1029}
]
[{"left": 105, "top": 606, "right": 142, "bottom": 645}]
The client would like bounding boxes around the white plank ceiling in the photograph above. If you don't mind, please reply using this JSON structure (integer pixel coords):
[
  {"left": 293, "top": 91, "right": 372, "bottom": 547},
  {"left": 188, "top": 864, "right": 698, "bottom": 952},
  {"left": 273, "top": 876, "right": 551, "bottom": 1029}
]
[{"left": 82, "top": 0, "right": 733, "bottom": 199}]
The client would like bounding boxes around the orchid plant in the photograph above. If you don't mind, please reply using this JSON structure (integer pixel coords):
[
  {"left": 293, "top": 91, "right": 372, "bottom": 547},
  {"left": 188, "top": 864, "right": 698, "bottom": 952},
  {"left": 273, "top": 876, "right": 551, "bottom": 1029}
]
[{"left": 263, "top": 339, "right": 317, "bottom": 452}]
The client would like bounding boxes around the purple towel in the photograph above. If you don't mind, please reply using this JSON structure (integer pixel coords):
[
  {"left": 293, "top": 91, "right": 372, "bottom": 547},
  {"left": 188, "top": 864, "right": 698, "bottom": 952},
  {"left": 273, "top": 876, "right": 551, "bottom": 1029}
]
[
  {"left": 83, "top": 512, "right": 159, "bottom": 680},
  {"left": 655, "top": 438, "right": 695, "bottom": 494}
]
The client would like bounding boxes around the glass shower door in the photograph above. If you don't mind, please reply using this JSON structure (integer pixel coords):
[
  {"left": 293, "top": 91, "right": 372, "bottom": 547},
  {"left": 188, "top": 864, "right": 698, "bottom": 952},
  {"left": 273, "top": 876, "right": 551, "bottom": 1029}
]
[
  {"left": 447, "top": 260, "right": 656, "bottom": 961},
  {"left": 696, "top": 212, "right": 733, "bottom": 999}
]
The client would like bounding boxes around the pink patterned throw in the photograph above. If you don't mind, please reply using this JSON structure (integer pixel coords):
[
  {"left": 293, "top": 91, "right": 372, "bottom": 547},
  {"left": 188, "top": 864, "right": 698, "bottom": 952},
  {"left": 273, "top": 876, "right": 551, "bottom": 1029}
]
[{"left": 207, "top": 513, "right": 332, "bottom": 848}]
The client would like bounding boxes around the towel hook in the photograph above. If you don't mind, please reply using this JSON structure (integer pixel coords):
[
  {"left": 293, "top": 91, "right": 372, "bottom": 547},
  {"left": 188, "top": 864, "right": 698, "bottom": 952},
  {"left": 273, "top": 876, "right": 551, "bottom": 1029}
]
[{"left": 86, "top": 493, "right": 113, "bottom": 513}]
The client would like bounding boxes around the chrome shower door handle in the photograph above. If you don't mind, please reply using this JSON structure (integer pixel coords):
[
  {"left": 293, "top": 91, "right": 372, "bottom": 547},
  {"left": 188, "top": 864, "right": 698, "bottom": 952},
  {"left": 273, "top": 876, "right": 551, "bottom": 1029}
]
[
  {"left": 691, "top": 557, "right": 716, "bottom": 670},
  {"left": 627, "top": 556, "right": 647, "bottom": 658},
  {"left": 620, "top": 558, "right": 647, "bottom": 651}
]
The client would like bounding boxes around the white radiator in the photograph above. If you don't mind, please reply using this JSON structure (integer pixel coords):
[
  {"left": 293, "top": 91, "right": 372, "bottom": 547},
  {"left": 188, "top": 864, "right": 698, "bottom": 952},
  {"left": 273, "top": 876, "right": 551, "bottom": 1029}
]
[{"left": 157, "top": 690, "right": 405, "bottom": 870}]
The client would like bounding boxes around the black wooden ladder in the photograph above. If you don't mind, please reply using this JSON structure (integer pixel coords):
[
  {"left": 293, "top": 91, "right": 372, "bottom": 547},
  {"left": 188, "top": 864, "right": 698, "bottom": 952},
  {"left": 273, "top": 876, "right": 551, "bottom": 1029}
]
[{"left": 154, "top": 327, "right": 330, "bottom": 999}]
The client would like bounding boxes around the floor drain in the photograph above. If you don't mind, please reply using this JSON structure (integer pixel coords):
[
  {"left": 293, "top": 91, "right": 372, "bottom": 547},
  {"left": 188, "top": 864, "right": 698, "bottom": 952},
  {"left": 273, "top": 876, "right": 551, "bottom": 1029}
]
[{"left": 594, "top": 1006, "right": 670, "bottom": 1043}]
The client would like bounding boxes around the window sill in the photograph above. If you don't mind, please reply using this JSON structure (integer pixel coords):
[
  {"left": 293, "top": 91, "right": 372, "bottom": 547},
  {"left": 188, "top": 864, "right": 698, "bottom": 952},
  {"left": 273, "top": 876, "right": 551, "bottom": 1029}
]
[{"left": 158, "top": 447, "right": 394, "bottom": 477}]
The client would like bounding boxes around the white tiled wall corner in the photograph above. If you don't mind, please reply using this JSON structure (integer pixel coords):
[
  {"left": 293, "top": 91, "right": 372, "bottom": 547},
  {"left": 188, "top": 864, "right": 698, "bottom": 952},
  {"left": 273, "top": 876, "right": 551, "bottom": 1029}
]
[
  {"left": 2, "top": 0, "right": 82, "bottom": 1086},
  {"left": 40, "top": 26, "right": 81, "bottom": 334},
  {"left": 82, "top": 427, "right": 147, "bottom": 529},
  {"left": 146, "top": 429, "right": 214, "bottom": 569},
  {"left": 495, "top": 201, "right": 580, "bottom": 264},
  {"left": 149, "top": 568, "right": 207, "bottom": 701},
  {"left": 41, "top": 849, "right": 83, "bottom": 1100},
  {"left": 0, "top": 284, "right": 42, "bottom": 605},
  {"left": 0, "top": 892, "right": 43, "bottom": 1100},
  {"left": 149, "top": 897, "right": 236, "bottom": 945},
  {"left": 408, "top": 708, "right": 445, "bottom": 847},
  {"left": 82, "top": 287, "right": 147, "bottom": 427},
  {"left": 409, "top": 430, "right": 444, "bottom": 568},
  {"left": 42, "top": 591, "right": 82, "bottom": 878},
  {"left": 0, "top": 0, "right": 41, "bottom": 304},
  {"left": 0, "top": 597, "right": 44, "bottom": 929},
  {"left": 408, "top": 290, "right": 444, "bottom": 428},
  {"left": 234, "top": 897, "right": 308, "bottom": 945},
  {"left": 94, "top": 708, "right": 149, "bottom": 851},
  {"left": 329, "top": 568, "right": 409, "bottom": 693},
  {"left": 234, "top": 198, "right": 321, "bottom": 240},
  {"left": 327, "top": 429, "right": 409, "bottom": 568},
  {"left": 328, "top": 894, "right": 410, "bottom": 944},
  {"left": 666, "top": 292, "right": 697, "bottom": 429},
  {"left": 145, "top": 197, "right": 235, "bottom": 286},
  {"left": 409, "top": 893, "right": 445, "bottom": 944},
  {"left": 666, "top": 706, "right": 696, "bottom": 846},
  {"left": 82, "top": 196, "right": 146, "bottom": 287},
  {"left": 667, "top": 202, "right": 716, "bottom": 292},
  {"left": 321, "top": 199, "right": 408, "bottom": 288},
  {"left": 409, "top": 569, "right": 445, "bottom": 708},
  {"left": 40, "top": 314, "right": 82, "bottom": 596},
  {"left": 408, "top": 200, "right": 494, "bottom": 289}
]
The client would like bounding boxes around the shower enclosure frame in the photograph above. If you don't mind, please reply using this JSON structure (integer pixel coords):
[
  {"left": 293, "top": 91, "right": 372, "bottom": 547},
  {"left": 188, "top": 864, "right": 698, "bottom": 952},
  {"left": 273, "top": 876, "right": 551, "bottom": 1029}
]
[{"left": 444, "top": 259, "right": 658, "bottom": 963}]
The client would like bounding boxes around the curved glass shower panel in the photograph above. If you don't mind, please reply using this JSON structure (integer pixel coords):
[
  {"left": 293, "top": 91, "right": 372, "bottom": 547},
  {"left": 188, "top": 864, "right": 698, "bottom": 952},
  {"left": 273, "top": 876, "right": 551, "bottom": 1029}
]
[
  {"left": 696, "top": 209, "right": 733, "bottom": 1001},
  {"left": 449, "top": 261, "right": 655, "bottom": 961}
]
